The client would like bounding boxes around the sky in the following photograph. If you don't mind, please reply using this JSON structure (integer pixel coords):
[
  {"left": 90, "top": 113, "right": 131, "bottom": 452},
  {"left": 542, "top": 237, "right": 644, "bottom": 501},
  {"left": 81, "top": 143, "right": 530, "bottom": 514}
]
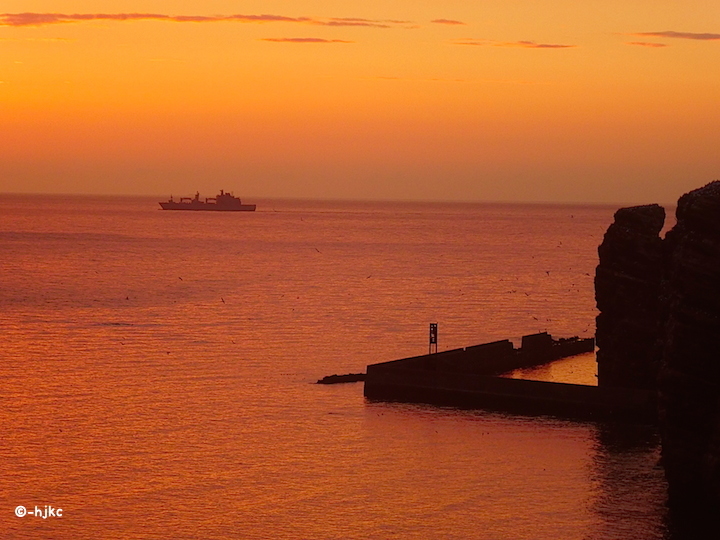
[{"left": 1, "top": 1, "right": 719, "bottom": 203}]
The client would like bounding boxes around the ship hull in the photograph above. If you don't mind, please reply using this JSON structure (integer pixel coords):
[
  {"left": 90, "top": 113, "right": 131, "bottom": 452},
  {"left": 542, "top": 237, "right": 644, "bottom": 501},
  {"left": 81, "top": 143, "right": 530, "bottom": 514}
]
[{"left": 159, "top": 202, "right": 256, "bottom": 211}]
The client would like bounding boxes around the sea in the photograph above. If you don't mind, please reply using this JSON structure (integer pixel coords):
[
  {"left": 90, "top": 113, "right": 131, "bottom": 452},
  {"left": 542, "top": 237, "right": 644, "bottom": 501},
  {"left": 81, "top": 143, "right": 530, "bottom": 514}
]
[{"left": 0, "top": 195, "right": 672, "bottom": 539}]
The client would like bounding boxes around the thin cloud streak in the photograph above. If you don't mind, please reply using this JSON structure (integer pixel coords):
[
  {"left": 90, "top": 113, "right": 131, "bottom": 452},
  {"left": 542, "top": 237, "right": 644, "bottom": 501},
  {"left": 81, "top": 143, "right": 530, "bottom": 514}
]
[
  {"left": 260, "top": 37, "right": 354, "bottom": 43},
  {"left": 0, "top": 12, "right": 412, "bottom": 29},
  {"left": 633, "top": 30, "right": 720, "bottom": 41},
  {"left": 431, "top": 19, "right": 466, "bottom": 26},
  {"left": 626, "top": 41, "right": 668, "bottom": 48},
  {"left": 326, "top": 17, "right": 411, "bottom": 28},
  {"left": 322, "top": 20, "right": 389, "bottom": 28},
  {"left": 0, "top": 36, "right": 76, "bottom": 42},
  {"left": 373, "top": 76, "right": 466, "bottom": 82},
  {"left": 0, "top": 13, "right": 312, "bottom": 26},
  {"left": 370, "top": 75, "right": 547, "bottom": 85},
  {"left": 453, "top": 38, "right": 576, "bottom": 49}
]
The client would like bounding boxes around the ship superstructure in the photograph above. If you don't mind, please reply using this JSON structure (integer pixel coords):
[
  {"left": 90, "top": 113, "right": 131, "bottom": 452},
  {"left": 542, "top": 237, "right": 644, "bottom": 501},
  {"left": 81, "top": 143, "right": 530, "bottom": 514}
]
[{"left": 160, "top": 190, "right": 256, "bottom": 211}]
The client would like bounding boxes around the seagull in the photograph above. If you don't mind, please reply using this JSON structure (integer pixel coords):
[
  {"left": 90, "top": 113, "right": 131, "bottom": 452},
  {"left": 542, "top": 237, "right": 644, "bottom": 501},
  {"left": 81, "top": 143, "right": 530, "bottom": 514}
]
[{"left": 221, "top": 298, "right": 225, "bottom": 304}]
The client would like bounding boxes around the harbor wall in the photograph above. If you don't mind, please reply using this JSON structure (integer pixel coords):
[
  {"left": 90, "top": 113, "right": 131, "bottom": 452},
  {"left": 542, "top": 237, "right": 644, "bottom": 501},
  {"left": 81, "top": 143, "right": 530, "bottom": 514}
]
[
  {"left": 359, "top": 333, "right": 651, "bottom": 422},
  {"left": 364, "top": 365, "right": 655, "bottom": 422},
  {"left": 368, "top": 333, "right": 594, "bottom": 378}
]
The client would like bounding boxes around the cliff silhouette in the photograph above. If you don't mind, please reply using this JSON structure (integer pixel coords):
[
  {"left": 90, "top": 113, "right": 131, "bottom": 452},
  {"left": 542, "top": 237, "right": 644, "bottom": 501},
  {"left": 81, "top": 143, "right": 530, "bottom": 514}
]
[{"left": 595, "top": 180, "right": 720, "bottom": 511}]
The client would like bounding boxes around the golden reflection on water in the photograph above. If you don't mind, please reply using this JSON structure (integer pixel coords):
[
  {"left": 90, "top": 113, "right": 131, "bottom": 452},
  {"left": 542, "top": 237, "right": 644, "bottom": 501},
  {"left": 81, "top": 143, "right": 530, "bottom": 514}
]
[
  {"left": 505, "top": 352, "right": 598, "bottom": 386},
  {"left": 0, "top": 196, "right": 668, "bottom": 538}
]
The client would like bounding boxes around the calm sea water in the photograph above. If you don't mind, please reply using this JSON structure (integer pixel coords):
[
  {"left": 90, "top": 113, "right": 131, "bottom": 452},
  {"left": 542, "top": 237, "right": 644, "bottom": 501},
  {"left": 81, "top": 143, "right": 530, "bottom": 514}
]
[{"left": 0, "top": 195, "right": 670, "bottom": 539}]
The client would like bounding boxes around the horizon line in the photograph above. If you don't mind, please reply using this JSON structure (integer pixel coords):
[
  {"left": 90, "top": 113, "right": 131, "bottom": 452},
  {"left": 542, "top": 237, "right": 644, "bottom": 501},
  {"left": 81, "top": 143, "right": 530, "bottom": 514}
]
[{"left": 0, "top": 190, "right": 678, "bottom": 208}]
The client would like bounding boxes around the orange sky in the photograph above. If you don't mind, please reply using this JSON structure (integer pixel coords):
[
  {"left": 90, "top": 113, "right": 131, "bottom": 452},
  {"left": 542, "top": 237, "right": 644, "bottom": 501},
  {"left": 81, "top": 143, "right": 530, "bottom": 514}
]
[{"left": 1, "top": 1, "right": 719, "bottom": 203}]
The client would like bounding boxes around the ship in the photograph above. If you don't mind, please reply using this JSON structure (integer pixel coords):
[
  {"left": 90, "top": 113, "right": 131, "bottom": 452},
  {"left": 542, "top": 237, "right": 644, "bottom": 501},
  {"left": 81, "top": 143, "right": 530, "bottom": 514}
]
[{"left": 159, "top": 190, "right": 256, "bottom": 212}]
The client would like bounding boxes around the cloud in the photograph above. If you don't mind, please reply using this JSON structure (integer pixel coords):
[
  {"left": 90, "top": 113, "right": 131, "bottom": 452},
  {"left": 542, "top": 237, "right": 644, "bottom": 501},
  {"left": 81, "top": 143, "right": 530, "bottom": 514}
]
[
  {"left": 370, "top": 75, "right": 545, "bottom": 85},
  {"left": 431, "top": 19, "right": 466, "bottom": 26},
  {"left": 0, "top": 12, "right": 412, "bottom": 29},
  {"left": 0, "top": 36, "right": 76, "bottom": 42},
  {"left": 626, "top": 41, "right": 668, "bottom": 48},
  {"left": 1, "top": 13, "right": 169, "bottom": 26},
  {"left": 323, "top": 17, "right": 412, "bottom": 28},
  {"left": 633, "top": 31, "right": 720, "bottom": 41},
  {"left": 511, "top": 40, "right": 575, "bottom": 49},
  {"left": 228, "top": 15, "right": 313, "bottom": 24},
  {"left": 453, "top": 39, "right": 576, "bottom": 49},
  {"left": 260, "top": 37, "right": 354, "bottom": 43},
  {"left": 322, "top": 19, "right": 390, "bottom": 28},
  {"left": 373, "top": 75, "right": 466, "bottom": 82},
  {"left": 0, "top": 13, "right": 313, "bottom": 26}
]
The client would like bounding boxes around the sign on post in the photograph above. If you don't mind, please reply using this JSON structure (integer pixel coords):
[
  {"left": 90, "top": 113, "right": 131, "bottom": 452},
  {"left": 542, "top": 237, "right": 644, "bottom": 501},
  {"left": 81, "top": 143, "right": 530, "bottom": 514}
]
[{"left": 429, "top": 323, "right": 438, "bottom": 354}]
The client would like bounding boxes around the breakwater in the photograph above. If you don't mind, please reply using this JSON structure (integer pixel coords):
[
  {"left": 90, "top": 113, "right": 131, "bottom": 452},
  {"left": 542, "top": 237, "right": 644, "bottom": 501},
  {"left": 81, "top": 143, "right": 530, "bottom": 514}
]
[
  {"left": 363, "top": 333, "right": 655, "bottom": 422},
  {"left": 368, "top": 333, "right": 593, "bottom": 377}
]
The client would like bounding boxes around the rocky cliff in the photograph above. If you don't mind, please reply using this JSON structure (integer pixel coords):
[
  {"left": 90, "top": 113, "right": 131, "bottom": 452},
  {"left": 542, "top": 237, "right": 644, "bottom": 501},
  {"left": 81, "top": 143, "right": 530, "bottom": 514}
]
[
  {"left": 595, "top": 204, "right": 665, "bottom": 389},
  {"left": 595, "top": 181, "right": 720, "bottom": 509},
  {"left": 657, "top": 180, "right": 720, "bottom": 507}
]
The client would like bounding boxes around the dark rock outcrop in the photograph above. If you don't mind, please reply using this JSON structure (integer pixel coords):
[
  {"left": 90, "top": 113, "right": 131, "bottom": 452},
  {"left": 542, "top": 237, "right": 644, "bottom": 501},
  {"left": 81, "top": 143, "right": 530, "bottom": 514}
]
[
  {"left": 317, "top": 373, "right": 366, "bottom": 384},
  {"left": 657, "top": 180, "right": 720, "bottom": 507},
  {"left": 595, "top": 181, "right": 720, "bottom": 509},
  {"left": 595, "top": 204, "right": 665, "bottom": 389}
]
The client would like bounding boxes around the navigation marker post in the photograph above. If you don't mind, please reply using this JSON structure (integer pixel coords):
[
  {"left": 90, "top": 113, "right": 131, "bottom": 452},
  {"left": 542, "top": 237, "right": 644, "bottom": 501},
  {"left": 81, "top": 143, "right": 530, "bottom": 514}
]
[{"left": 429, "top": 323, "right": 438, "bottom": 354}]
